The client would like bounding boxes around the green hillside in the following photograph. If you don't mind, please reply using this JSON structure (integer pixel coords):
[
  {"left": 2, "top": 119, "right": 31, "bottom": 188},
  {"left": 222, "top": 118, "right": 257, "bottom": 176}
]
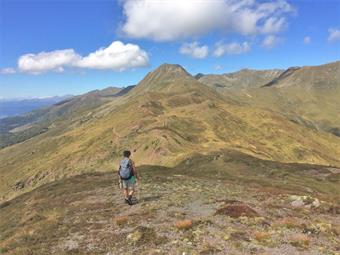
[
  {"left": 199, "top": 61, "right": 340, "bottom": 137},
  {"left": 1, "top": 63, "right": 340, "bottom": 202}
]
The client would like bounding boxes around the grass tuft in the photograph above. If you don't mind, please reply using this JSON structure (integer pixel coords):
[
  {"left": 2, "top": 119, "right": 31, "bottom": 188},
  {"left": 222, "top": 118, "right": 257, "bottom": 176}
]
[{"left": 175, "top": 219, "right": 193, "bottom": 230}]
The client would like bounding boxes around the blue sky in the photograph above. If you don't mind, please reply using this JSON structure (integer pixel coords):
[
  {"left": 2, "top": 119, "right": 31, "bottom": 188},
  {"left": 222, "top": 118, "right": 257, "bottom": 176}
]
[{"left": 0, "top": 0, "right": 339, "bottom": 98}]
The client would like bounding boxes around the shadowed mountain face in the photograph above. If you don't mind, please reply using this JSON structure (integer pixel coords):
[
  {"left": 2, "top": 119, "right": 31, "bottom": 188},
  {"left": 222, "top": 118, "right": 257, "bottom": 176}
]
[{"left": 0, "top": 63, "right": 340, "bottom": 203}]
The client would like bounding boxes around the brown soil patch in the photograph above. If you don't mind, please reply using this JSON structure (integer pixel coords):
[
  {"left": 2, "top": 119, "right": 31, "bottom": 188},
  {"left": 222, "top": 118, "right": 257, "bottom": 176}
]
[{"left": 215, "top": 204, "right": 259, "bottom": 218}]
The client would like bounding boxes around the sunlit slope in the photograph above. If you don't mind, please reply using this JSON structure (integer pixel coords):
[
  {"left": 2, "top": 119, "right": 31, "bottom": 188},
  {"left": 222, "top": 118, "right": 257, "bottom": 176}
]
[
  {"left": 1, "top": 64, "right": 340, "bottom": 201},
  {"left": 198, "top": 69, "right": 283, "bottom": 90},
  {"left": 199, "top": 61, "right": 340, "bottom": 137},
  {"left": 263, "top": 61, "right": 340, "bottom": 89},
  {"left": 1, "top": 151, "right": 339, "bottom": 254}
]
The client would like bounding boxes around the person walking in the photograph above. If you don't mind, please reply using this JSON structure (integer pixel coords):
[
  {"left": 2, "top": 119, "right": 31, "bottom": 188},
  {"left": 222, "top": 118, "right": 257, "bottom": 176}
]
[{"left": 117, "top": 150, "right": 140, "bottom": 205}]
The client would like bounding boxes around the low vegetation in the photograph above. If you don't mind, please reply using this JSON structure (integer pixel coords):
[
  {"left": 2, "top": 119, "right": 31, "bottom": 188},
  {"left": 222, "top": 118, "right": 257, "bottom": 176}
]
[{"left": 0, "top": 150, "right": 339, "bottom": 254}]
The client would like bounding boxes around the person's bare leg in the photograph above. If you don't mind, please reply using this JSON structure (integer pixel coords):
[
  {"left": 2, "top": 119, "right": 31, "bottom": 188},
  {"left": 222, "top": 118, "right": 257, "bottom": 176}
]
[
  {"left": 128, "top": 187, "right": 135, "bottom": 197},
  {"left": 123, "top": 188, "right": 129, "bottom": 199}
]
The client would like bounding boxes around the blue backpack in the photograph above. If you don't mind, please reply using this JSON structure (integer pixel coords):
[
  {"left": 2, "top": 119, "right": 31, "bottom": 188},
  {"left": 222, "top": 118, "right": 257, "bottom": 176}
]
[{"left": 119, "top": 157, "right": 133, "bottom": 180}]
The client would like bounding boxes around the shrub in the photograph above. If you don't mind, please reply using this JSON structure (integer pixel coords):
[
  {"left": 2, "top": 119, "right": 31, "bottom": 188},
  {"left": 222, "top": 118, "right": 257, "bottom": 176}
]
[
  {"left": 273, "top": 217, "right": 301, "bottom": 229},
  {"left": 253, "top": 231, "right": 271, "bottom": 242},
  {"left": 114, "top": 215, "right": 128, "bottom": 226},
  {"left": 175, "top": 219, "right": 193, "bottom": 230}
]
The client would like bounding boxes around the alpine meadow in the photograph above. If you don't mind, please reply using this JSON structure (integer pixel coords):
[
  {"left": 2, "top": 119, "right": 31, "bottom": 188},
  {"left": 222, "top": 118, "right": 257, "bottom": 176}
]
[{"left": 0, "top": 1, "right": 340, "bottom": 254}]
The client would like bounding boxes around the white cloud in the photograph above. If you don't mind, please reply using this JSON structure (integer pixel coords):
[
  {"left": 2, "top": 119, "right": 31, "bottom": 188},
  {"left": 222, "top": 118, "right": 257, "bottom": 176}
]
[
  {"left": 121, "top": 0, "right": 293, "bottom": 41},
  {"left": 179, "top": 42, "right": 209, "bottom": 59},
  {"left": 304, "top": 36, "right": 311, "bottom": 44},
  {"left": 213, "top": 41, "right": 251, "bottom": 57},
  {"left": 16, "top": 41, "right": 149, "bottom": 74},
  {"left": 328, "top": 28, "right": 340, "bottom": 42},
  {"left": 18, "top": 49, "right": 81, "bottom": 74},
  {"left": 262, "top": 35, "right": 280, "bottom": 49},
  {"left": 0, "top": 67, "right": 16, "bottom": 74},
  {"left": 76, "top": 41, "right": 149, "bottom": 71},
  {"left": 260, "top": 17, "right": 286, "bottom": 34}
]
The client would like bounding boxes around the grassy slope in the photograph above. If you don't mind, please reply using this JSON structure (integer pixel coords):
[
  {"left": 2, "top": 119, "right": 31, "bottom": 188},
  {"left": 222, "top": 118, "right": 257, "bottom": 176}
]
[
  {"left": 1, "top": 150, "right": 339, "bottom": 254},
  {"left": 198, "top": 69, "right": 283, "bottom": 90},
  {"left": 1, "top": 65, "right": 340, "bottom": 202},
  {"left": 199, "top": 61, "right": 340, "bottom": 137}
]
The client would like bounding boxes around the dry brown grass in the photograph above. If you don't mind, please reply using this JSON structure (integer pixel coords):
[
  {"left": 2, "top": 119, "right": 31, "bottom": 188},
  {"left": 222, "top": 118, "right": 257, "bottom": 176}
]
[
  {"left": 175, "top": 219, "right": 193, "bottom": 230},
  {"left": 253, "top": 231, "right": 271, "bottom": 242},
  {"left": 289, "top": 234, "right": 310, "bottom": 248},
  {"left": 273, "top": 217, "right": 301, "bottom": 229},
  {"left": 114, "top": 215, "right": 129, "bottom": 226}
]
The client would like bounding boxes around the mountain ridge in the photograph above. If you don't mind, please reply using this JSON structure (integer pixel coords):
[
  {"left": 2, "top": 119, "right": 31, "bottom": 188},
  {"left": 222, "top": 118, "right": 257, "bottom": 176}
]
[
  {"left": 0, "top": 61, "right": 340, "bottom": 202},
  {"left": 261, "top": 60, "right": 340, "bottom": 89}
]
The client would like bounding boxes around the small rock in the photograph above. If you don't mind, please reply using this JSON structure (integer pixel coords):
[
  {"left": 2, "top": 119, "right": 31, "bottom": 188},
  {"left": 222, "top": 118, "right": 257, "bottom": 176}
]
[
  {"left": 13, "top": 181, "right": 25, "bottom": 190},
  {"left": 312, "top": 198, "right": 320, "bottom": 208},
  {"left": 127, "top": 231, "right": 143, "bottom": 243},
  {"left": 291, "top": 198, "right": 304, "bottom": 208},
  {"left": 223, "top": 234, "right": 230, "bottom": 240},
  {"left": 63, "top": 240, "right": 78, "bottom": 251}
]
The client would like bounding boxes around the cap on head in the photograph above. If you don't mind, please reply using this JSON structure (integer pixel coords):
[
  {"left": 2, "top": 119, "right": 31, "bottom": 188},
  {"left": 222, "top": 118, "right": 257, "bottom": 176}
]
[{"left": 123, "top": 150, "right": 131, "bottom": 157}]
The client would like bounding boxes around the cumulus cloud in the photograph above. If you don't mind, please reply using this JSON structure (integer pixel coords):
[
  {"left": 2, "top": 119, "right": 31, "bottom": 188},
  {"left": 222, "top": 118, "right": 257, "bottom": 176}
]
[
  {"left": 0, "top": 68, "right": 16, "bottom": 74},
  {"left": 328, "top": 28, "right": 340, "bottom": 42},
  {"left": 304, "top": 36, "right": 311, "bottom": 44},
  {"left": 18, "top": 49, "right": 81, "bottom": 74},
  {"left": 262, "top": 35, "right": 280, "bottom": 49},
  {"left": 260, "top": 17, "right": 286, "bottom": 34},
  {"left": 76, "top": 41, "right": 149, "bottom": 71},
  {"left": 121, "top": 0, "right": 293, "bottom": 41},
  {"left": 16, "top": 41, "right": 149, "bottom": 74},
  {"left": 179, "top": 42, "right": 209, "bottom": 59},
  {"left": 213, "top": 41, "right": 251, "bottom": 57}
]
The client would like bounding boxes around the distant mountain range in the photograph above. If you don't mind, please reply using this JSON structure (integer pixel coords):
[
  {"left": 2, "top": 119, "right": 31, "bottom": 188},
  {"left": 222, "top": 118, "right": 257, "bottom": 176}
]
[
  {"left": 198, "top": 68, "right": 284, "bottom": 90},
  {"left": 0, "top": 61, "right": 339, "bottom": 202},
  {"left": 198, "top": 61, "right": 340, "bottom": 137},
  {"left": 0, "top": 96, "right": 73, "bottom": 119}
]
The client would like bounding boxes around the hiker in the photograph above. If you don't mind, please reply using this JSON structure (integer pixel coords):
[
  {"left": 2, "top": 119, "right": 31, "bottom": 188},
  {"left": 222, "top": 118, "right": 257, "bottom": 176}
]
[{"left": 118, "top": 150, "right": 140, "bottom": 205}]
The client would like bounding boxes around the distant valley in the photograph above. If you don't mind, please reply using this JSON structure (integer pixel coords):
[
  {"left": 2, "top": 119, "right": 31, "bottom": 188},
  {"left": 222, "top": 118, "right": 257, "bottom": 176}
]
[{"left": 0, "top": 96, "right": 72, "bottom": 119}]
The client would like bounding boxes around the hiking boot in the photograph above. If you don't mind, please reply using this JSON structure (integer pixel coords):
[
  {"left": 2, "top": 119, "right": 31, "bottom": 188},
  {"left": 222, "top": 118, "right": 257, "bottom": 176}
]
[{"left": 127, "top": 195, "right": 133, "bottom": 205}]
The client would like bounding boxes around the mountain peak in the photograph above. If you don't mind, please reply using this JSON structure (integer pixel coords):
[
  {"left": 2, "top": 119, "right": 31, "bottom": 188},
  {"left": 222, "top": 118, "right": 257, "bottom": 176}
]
[
  {"left": 152, "top": 63, "right": 191, "bottom": 78},
  {"left": 131, "top": 63, "right": 220, "bottom": 96}
]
